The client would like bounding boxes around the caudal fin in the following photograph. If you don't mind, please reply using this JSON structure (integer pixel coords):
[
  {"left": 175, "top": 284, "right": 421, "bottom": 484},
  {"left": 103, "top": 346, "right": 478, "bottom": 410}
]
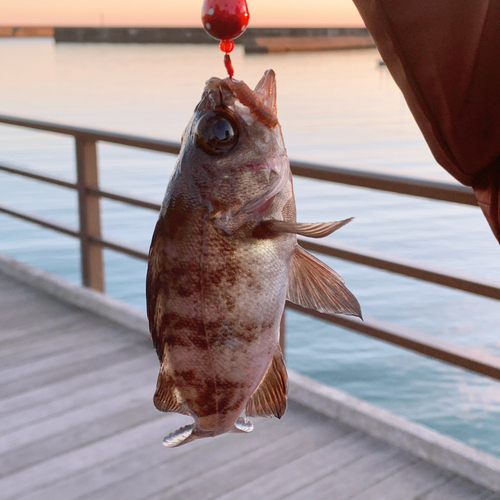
[
  {"left": 163, "top": 417, "right": 253, "bottom": 447},
  {"left": 163, "top": 424, "right": 196, "bottom": 448}
]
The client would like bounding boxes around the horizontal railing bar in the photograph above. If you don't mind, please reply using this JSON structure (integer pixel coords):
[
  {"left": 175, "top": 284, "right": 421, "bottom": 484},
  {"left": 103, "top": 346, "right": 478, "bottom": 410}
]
[
  {"left": 3, "top": 196, "right": 495, "bottom": 300},
  {"left": 89, "top": 236, "right": 149, "bottom": 260},
  {"left": 287, "top": 303, "right": 500, "bottom": 381},
  {"left": 0, "top": 204, "right": 80, "bottom": 238},
  {"left": 298, "top": 238, "right": 500, "bottom": 301},
  {"left": 0, "top": 114, "right": 181, "bottom": 154},
  {"left": 1, "top": 177, "right": 494, "bottom": 300},
  {"left": 0, "top": 162, "right": 77, "bottom": 190},
  {"left": 76, "top": 234, "right": 500, "bottom": 303},
  {"left": 0, "top": 114, "right": 477, "bottom": 206},
  {"left": 3, "top": 197, "right": 500, "bottom": 381},
  {"left": 83, "top": 230, "right": 500, "bottom": 381},
  {"left": 87, "top": 187, "right": 161, "bottom": 211},
  {"left": 2, "top": 114, "right": 497, "bottom": 384},
  {"left": 290, "top": 159, "right": 477, "bottom": 206}
]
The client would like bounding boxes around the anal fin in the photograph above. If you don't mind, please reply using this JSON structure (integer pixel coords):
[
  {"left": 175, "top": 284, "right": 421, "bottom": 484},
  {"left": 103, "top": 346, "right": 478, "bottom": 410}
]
[
  {"left": 154, "top": 362, "right": 189, "bottom": 415},
  {"left": 246, "top": 346, "right": 288, "bottom": 419},
  {"left": 287, "top": 245, "right": 362, "bottom": 318}
]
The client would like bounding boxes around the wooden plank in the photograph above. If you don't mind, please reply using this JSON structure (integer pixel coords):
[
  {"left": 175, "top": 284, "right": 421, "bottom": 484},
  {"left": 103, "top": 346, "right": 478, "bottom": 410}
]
[
  {"left": 0, "top": 277, "right": 74, "bottom": 313},
  {"left": 347, "top": 460, "right": 453, "bottom": 500},
  {"left": 0, "top": 344, "right": 149, "bottom": 398},
  {"left": 0, "top": 297, "right": 80, "bottom": 332},
  {"left": 0, "top": 375, "right": 153, "bottom": 455},
  {"left": 0, "top": 308, "right": 148, "bottom": 358},
  {"left": 215, "top": 432, "right": 375, "bottom": 500},
  {"left": 0, "top": 332, "right": 141, "bottom": 385},
  {"left": 150, "top": 410, "right": 357, "bottom": 500},
  {"left": 0, "top": 312, "right": 93, "bottom": 352},
  {"left": 0, "top": 362, "right": 153, "bottom": 435},
  {"left": 1, "top": 274, "right": 498, "bottom": 500},
  {"left": 0, "top": 312, "right": 149, "bottom": 363},
  {"left": 0, "top": 322, "right": 116, "bottom": 369},
  {"left": 283, "top": 444, "right": 418, "bottom": 500},
  {"left": 66, "top": 401, "right": 343, "bottom": 500},
  {"left": 23, "top": 402, "right": 323, "bottom": 500},
  {"left": 17, "top": 424, "right": 209, "bottom": 500},
  {"left": 0, "top": 413, "right": 185, "bottom": 500},
  {"left": 0, "top": 400, "right": 161, "bottom": 478},
  {"left": 419, "top": 476, "right": 494, "bottom": 500},
  {"left": 0, "top": 353, "right": 154, "bottom": 421}
]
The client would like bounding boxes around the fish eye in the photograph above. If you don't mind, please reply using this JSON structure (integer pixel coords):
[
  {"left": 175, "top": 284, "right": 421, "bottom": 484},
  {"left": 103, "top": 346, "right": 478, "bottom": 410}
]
[{"left": 194, "top": 110, "right": 239, "bottom": 156}]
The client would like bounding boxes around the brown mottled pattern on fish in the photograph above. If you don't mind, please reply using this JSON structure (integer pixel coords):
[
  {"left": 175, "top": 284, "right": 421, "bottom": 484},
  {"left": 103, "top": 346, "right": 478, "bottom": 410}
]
[{"left": 147, "top": 69, "right": 361, "bottom": 447}]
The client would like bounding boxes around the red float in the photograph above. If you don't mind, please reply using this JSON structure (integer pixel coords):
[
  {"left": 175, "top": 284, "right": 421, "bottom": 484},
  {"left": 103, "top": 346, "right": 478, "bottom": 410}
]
[
  {"left": 201, "top": 0, "right": 250, "bottom": 77},
  {"left": 202, "top": 0, "right": 249, "bottom": 42}
]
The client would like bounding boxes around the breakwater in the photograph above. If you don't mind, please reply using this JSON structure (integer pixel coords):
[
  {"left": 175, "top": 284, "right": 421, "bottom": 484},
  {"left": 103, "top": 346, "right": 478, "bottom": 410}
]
[
  {"left": 53, "top": 26, "right": 373, "bottom": 53},
  {"left": 1, "top": 27, "right": 373, "bottom": 52},
  {"left": 53, "top": 27, "right": 369, "bottom": 43},
  {"left": 0, "top": 27, "right": 54, "bottom": 37}
]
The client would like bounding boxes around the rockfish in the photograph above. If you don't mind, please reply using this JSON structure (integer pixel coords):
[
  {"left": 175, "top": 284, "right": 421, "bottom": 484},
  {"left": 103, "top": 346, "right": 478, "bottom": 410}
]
[{"left": 146, "top": 69, "right": 361, "bottom": 448}]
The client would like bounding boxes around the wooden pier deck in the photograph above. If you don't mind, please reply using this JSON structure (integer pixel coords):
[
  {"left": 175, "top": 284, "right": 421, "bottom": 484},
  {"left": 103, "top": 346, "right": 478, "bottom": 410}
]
[{"left": 1, "top": 259, "right": 500, "bottom": 500}]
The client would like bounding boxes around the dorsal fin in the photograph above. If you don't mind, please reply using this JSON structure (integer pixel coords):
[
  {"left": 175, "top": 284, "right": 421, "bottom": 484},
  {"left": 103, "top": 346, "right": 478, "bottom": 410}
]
[
  {"left": 246, "top": 346, "right": 288, "bottom": 419},
  {"left": 154, "top": 362, "right": 190, "bottom": 415},
  {"left": 287, "top": 245, "right": 362, "bottom": 318}
]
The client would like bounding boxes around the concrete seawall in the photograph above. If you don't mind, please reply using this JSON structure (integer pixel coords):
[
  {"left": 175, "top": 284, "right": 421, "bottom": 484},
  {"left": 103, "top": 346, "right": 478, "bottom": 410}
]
[
  {"left": 0, "top": 27, "right": 54, "bottom": 37},
  {"left": 53, "top": 26, "right": 370, "bottom": 45},
  {"left": 1, "top": 26, "right": 374, "bottom": 52},
  {"left": 245, "top": 36, "right": 375, "bottom": 53}
]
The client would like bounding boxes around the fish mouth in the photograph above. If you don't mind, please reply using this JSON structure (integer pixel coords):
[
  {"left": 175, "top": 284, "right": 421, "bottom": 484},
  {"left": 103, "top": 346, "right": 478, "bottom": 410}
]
[
  {"left": 198, "top": 70, "right": 278, "bottom": 129},
  {"left": 196, "top": 77, "right": 232, "bottom": 112}
]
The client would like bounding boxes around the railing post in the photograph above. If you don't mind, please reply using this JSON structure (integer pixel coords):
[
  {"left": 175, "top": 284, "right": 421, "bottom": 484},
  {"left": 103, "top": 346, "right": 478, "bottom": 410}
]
[
  {"left": 76, "top": 135, "right": 104, "bottom": 292},
  {"left": 280, "top": 309, "right": 286, "bottom": 359}
]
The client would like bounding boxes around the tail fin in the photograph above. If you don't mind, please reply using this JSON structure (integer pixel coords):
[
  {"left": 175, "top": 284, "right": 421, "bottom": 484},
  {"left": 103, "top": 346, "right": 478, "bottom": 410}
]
[
  {"left": 163, "top": 417, "right": 253, "bottom": 447},
  {"left": 163, "top": 424, "right": 197, "bottom": 448}
]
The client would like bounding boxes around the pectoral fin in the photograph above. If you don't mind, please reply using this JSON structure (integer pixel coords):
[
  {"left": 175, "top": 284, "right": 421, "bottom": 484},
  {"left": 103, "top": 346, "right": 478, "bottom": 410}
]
[
  {"left": 246, "top": 346, "right": 288, "bottom": 419},
  {"left": 262, "top": 217, "right": 353, "bottom": 238},
  {"left": 154, "top": 362, "right": 189, "bottom": 415},
  {"left": 287, "top": 245, "right": 362, "bottom": 318}
]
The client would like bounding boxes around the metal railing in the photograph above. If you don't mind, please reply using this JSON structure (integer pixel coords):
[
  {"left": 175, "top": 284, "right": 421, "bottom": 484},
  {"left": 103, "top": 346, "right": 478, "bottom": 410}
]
[{"left": 1, "top": 113, "right": 500, "bottom": 381}]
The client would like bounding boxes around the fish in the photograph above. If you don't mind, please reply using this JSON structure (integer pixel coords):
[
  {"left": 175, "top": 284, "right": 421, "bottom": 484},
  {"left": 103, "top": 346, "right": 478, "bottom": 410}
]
[{"left": 146, "top": 69, "right": 361, "bottom": 448}]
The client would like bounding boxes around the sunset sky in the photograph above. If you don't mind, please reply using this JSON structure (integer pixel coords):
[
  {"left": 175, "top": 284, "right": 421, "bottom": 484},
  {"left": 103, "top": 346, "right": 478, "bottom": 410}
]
[{"left": 2, "top": 0, "right": 364, "bottom": 27}]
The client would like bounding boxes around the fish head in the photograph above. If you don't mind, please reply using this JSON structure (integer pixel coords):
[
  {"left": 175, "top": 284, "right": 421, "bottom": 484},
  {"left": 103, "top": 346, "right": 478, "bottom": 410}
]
[
  {"left": 192, "top": 69, "right": 283, "bottom": 160},
  {"left": 175, "top": 69, "right": 293, "bottom": 232}
]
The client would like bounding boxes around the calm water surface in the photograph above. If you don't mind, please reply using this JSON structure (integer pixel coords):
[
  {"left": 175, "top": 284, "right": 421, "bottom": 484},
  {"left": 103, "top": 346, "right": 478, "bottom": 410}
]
[{"left": 1, "top": 38, "right": 500, "bottom": 455}]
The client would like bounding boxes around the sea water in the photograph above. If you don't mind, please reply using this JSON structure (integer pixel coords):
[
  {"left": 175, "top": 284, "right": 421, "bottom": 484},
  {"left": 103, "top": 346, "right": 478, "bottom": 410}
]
[{"left": 1, "top": 37, "right": 500, "bottom": 455}]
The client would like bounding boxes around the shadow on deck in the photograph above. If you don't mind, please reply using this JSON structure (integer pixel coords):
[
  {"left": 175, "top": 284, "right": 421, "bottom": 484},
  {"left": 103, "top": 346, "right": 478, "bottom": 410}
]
[{"left": 1, "top": 256, "right": 500, "bottom": 500}]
